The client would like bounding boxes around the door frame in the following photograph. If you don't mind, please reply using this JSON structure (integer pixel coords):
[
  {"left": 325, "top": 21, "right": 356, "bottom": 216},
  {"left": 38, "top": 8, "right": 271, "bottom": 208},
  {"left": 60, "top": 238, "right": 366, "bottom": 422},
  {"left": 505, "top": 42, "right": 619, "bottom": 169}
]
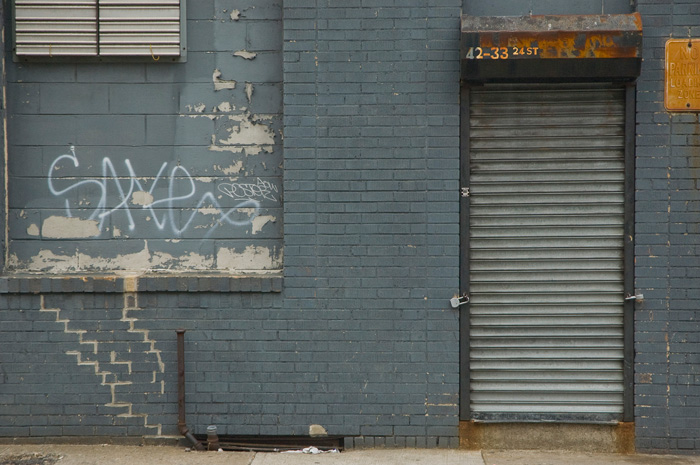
[{"left": 458, "top": 82, "right": 637, "bottom": 422}]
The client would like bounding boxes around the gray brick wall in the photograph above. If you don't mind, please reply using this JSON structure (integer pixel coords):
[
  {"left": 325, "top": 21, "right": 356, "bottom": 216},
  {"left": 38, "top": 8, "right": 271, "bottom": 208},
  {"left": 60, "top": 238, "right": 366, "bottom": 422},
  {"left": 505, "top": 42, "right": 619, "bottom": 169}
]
[
  {"left": 634, "top": 0, "right": 700, "bottom": 454},
  {"left": 1, "top": 0, "right": 463, "bottom": 447},
  {"left": 4, "top": 0, "right": 700, "bottom": 454},
  {"left": 281, "top": 0, "right": 462, "bottom": 443}
]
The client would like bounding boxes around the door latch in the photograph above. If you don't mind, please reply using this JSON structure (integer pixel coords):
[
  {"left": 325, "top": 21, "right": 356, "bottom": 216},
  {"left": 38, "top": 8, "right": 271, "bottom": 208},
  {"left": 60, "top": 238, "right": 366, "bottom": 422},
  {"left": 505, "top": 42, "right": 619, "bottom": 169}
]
[
  {"left": 625, "top": 293, "right": 644, "bottom": 302},
  {"left": 450, "top": 294, "right": 470, "bottom": 308}
]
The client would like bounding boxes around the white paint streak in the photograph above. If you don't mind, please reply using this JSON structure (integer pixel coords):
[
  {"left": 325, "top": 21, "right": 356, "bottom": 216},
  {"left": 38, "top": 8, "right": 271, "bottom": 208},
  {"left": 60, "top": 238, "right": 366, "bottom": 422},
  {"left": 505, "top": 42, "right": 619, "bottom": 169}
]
[{"left": 42, "top": 216, "right": 100, "bottom": 238}]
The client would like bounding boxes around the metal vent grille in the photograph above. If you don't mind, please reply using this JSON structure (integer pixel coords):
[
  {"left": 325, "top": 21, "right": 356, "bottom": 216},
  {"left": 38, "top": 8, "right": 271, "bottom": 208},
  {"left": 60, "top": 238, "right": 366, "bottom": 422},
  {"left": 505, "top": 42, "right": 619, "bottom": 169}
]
[
  {"left": 15, "top": 1, "right": 98, "bottom": 56},
  {"left": 99, "top": 0, "right": 181, "bottom": 56},
  {"left": 468, "top": 84, "right": 626, "bottom": 423},
  {"left": 15, "top": 0, "right": 181, "bottom": 57}
]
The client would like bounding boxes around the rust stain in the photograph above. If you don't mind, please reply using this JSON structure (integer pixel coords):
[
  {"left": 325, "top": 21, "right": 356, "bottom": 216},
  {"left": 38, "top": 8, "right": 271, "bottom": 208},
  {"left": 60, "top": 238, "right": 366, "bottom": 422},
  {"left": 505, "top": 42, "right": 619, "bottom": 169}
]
[
  {"left": 474, "top": 31, "right": 639, "bottom": 59},
  {"left": 462, "top": 13, "right": 642, "bottom": 60}
]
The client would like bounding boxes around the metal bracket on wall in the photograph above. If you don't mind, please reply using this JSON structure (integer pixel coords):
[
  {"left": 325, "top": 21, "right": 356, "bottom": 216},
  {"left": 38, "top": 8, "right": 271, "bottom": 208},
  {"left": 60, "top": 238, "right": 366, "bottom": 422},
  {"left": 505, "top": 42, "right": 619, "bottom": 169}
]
[
  {"left": 461, "top": 187, "right": 470, "bottom": 197},
  {"left": 625, "top": 293, "right": 644, "bottom": 302}
]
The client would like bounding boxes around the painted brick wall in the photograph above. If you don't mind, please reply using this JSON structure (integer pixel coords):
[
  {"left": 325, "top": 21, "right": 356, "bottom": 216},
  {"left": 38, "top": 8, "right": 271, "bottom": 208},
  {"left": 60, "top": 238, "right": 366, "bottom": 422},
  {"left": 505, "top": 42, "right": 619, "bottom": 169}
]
[
  {"left": 1, "top": 0, "right": 464, "bottom": 447},
  {"left": 7, "top": 0, "right": 700, "bottom": 454},
  {"left": 634, "top": 0, "right": 700, "bottom": 454},
  {"left": 0, "top": 0, "right": 289, "bottom": 441},
  {"left": 463, "top": 0, "right": 632, "bottom": 15},
  {"left": 282, "top": 0, "right": 462, "bottom": 446},
  {"left": 0, "top": 278, "right": 282, "bottom": 439},
  {"left": 5, "top": 0, "right": 283, "bottom": 273}
]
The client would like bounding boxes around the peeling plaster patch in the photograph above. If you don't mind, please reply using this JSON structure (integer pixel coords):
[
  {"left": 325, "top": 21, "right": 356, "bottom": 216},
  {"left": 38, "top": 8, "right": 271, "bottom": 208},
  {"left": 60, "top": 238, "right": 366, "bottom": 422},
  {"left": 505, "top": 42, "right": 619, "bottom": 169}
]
[
  {"left": 237, "top": 208, "right": 257, "bottom": 218},
  {"left": 209, "top": 138, "right": 244, "bottom": 154},
  {"left": 186, "top": 114, "right": 217, "bottom": 120},
  {"left": 214, "top": 160, "right": 243, "bottom": 176},
  {"left": 186, "top": 103, "right": 206, "bottom": 113},
  {"left": 216, "top": 245, "right": 281, "bottom": 272},
  {"left": 231, "top": 9, "right": 241, "bottom": 20},
  {"left": 245, "top": 82, "right": 254, "bottom": 103},
  {"left": 113, "top": 227, "right": 122, "bottom": 238},
  {"left": 217, "top": 102, "right": 233, "bottom": 112},
  {"left": 151, "top": 250, "right": 213, "bottom": 270},
  {"left": 42, "top": 216, "right": 100, "bottom": 238},
  {"left": 8, "top": 250, "right": 79, "bottom": 272},
  {"left": 234, "top": 50, "right": 257, "bottom": 60},
  {"left": 213, "top": 69, "right": 237, "bottom": 91},
  {"left": 208, "top": 114, "right": 276, "bottom": 155},
  {"left": 251, "top": 215, "right": 275, "bottom": 234},
  {"left": 219, "top": 116, "right": 276, "bottom": 146},
  {"left": 198, "top": 206, "right": 222, "bottom": 216},
  {"left": 78, "top": 243, "right": 153, "bottom": 270},
  {"left": 27, "top": 224, "right": 40, "bottom": 236},
  {"left": 11, "top": 243, "right": 218, "bottom": 272},
  {"left": 131, "top": 190, "right": 154, "bottom": 206}
]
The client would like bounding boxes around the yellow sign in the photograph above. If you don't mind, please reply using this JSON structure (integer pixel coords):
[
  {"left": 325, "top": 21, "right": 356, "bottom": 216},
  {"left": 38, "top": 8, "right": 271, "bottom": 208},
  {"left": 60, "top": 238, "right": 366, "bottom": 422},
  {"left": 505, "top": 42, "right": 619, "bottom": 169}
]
[{"left": 665, "top": 39, "right": 700, "bottom": 111}]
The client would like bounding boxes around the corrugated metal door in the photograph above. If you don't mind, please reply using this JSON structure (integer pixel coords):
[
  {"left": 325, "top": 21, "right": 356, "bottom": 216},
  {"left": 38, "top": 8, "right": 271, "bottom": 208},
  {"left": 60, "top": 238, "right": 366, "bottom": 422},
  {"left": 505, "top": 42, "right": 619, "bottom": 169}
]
[{"left": 468, "top": 84, "right": 626, "bottom": 422}]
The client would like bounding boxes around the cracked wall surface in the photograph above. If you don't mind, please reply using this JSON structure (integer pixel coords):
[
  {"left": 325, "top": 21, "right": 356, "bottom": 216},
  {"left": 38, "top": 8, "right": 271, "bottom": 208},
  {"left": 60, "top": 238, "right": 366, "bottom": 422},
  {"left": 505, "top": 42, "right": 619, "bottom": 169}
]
[{"left": 5, "top": 0, "right": 283, "bottom": 274}]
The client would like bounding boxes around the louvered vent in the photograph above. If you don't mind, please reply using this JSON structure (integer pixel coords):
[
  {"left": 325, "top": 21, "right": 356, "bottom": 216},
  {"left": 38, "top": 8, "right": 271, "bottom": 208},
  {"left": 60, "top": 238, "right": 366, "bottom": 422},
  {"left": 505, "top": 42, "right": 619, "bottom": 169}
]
[
  {"left": 15, "top": 1, "right": 98, "bottom": 56},
  {"left": 99, "top": 0, "right": 181, "bottom": 56},
  {"left": 15, "top": 0, "right": 181, "bottom": 57}
]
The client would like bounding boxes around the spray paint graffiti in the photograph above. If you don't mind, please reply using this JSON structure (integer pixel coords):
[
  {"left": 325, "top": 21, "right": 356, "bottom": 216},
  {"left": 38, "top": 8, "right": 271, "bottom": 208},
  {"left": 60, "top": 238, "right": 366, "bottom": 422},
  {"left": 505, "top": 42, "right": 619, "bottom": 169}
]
[
  {"left": 218, "top": 178, "right": 279, "bottom": 202},
  {"left": 48, "top": 146, "right": 270, "bottom": 238}
]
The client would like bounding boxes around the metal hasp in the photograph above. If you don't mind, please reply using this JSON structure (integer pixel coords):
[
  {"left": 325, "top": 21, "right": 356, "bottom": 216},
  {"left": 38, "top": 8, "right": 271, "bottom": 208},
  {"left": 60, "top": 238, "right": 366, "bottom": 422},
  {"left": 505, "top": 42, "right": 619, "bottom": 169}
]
[
  {"left": 177, "top": 329, "right": 205, "bottom": 451},
  {"left": 450, "top": 294, "right": 470, "bottom": 308},
  {"left": 461, "top": 13, "right": 643, "bottom": 82}
]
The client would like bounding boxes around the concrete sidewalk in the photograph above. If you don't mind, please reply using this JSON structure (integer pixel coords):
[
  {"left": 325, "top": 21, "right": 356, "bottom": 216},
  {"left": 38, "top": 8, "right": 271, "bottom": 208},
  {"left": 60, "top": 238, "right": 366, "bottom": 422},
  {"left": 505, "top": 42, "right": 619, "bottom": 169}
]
[{"left": 1, "top": 444, "right": 700, "bottom": 465}]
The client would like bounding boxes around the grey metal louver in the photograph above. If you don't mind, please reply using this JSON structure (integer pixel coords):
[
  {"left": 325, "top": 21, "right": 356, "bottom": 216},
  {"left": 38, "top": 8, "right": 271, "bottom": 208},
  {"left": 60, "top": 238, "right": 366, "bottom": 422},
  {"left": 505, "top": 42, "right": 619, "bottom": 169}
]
[
  {"left": 15, "top": 1, "right": 98, "bottom": 56},
  {"left": 15, "top": 0, "right": 181, "bottom": 57},
  {"left": 468, "top": 84, "right": 626, "bottom": 423},
  {"left": 99, "top": 0, "right": 181, "bottom": 56}
]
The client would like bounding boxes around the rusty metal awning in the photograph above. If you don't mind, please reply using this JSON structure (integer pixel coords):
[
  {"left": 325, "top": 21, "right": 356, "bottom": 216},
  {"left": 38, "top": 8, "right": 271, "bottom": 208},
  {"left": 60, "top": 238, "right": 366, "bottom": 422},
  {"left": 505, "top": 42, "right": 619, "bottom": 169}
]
[{"left": 461, "top": 13, "right": 642, "bottom": 82}]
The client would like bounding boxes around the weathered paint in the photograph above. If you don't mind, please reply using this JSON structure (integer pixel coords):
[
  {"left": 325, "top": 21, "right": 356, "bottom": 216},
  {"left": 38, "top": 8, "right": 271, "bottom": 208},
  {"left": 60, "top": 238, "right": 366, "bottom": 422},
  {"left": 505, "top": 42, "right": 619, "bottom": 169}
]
[
  {"left": 212, "top": 69, "right": 237, "bottom": 91},
  {"left": 234, "top": 50, "right": 257, "bottom": 60},
  {"left": 251, "top": 215, "right": 275, "bottom": 234},
  {"left": 6, "top": 3, "right": 283, "bottom": 273},
  {"left": 216, "top": 244, "right": 282, "bottom": 272},
  {"left": 41, "top": 216, "right": 101, "bottom": 239},
  {"left": 461, "top": 13, "right": 643, "bottom": 59}
]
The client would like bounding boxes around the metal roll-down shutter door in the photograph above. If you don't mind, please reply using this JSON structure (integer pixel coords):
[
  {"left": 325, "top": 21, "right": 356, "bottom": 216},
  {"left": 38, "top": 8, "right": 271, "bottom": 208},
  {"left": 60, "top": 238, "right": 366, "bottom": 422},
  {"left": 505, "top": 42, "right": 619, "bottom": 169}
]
[{"left": 468, "top": 84, "right": 625, "bottom": 422}]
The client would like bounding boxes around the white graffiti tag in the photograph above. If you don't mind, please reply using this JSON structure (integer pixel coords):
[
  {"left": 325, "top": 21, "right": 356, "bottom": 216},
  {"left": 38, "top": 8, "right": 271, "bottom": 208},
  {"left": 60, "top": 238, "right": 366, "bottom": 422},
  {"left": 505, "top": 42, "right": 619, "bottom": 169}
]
[
  {"left": 218, "top": 178, "right": 279, "bottom": 202},
  {"left": 48, "top": 146, "right": 263, "bottom": 237}
]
